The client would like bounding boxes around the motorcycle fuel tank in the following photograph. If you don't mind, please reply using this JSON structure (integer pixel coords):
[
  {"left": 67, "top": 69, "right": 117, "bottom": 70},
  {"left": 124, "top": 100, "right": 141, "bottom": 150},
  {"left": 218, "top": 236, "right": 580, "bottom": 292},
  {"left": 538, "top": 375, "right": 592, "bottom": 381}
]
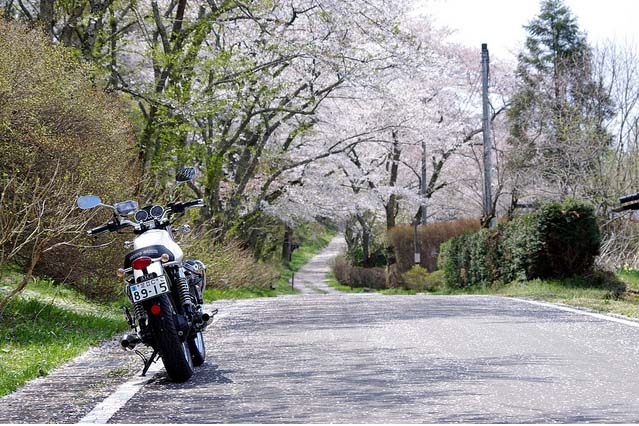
[{"left": 133, "top": 229, "right": 184, "bottom": 262}]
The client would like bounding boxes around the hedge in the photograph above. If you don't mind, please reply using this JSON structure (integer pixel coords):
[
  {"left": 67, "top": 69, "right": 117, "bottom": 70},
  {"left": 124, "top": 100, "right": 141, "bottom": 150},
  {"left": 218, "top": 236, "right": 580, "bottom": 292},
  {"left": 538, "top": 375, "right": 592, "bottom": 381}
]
[
  {"left": 387, "top": 219, "right": 480, "bottom": 273},
  {"left": 439, "top": 199, "right": 600, "bottom": 288},
  {"left": 333, "top": 256, "right": 387, "bottom": 289}
]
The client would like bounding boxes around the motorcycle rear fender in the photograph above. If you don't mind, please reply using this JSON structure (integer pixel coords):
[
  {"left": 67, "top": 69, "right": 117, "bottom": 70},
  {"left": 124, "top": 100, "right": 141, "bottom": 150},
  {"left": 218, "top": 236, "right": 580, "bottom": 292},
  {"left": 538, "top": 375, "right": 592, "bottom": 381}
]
[{"left": 132, "top": 261, "right": 164, "bottom": 282}]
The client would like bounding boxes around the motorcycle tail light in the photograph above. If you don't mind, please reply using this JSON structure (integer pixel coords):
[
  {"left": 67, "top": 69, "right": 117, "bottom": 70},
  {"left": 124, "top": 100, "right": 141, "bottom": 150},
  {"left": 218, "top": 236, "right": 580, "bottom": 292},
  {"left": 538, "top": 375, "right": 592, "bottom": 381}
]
[{"left": 132, "top": 256, "right": 153, "bottom": 270}]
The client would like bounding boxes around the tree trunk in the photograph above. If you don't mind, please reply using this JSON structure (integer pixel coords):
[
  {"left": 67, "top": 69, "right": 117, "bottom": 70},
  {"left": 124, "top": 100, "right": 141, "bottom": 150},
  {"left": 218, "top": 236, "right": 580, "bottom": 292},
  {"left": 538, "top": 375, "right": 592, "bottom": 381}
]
[
  {"left": 281, "top": 225, "right": 293, "bottom": 266},
  {"left": 356, "top": 214, "right": 370, "bottom": 266},
  {"left": 39, "top": 0, "right": 55, "bottom": 38},
  {"left": 0, "top": 246, "right": 42, "bottom": 319},
  {"left": 385, "top": 131, "right": 401, "bottom": 230}
]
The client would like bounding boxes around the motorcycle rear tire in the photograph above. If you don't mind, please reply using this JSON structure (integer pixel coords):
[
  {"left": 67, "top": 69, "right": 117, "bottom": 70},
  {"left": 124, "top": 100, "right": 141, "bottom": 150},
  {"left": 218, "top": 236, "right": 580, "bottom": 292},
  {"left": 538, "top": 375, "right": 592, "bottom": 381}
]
[
  {"left": 188, "top": 331, "right": 206, "bottom": 366},
  {"left": 147, "top": 294, "right": 194, "bottom": 382}
]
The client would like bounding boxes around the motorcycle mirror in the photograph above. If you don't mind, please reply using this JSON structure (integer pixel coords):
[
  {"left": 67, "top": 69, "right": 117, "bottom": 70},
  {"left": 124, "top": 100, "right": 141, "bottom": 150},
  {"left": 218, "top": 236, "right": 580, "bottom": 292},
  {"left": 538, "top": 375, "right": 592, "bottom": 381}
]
[
  {"left": 176, "top": 166, "right": 196, "bottom": 183},
  {"left": 77, "top": 195, "right": 103, "bottom": 210}
]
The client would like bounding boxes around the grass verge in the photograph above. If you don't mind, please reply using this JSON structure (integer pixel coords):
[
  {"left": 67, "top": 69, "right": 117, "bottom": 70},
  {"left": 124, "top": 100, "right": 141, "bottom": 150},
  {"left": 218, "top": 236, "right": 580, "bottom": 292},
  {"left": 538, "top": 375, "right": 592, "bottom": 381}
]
[
  {"left": 326, "top": 264, "right": 639, "bottom": 317},
  {"left": 204, "top": 229, "right": 336, "bottom": 301},
  {"left": 428, "top": 271, "right": 639, "bottom": 319},
  {"left": 325, "top": 272, "right": 417, "bottom": 295},
  {"left": 0, "top": 275, "right": 127, "bottom": 397}
]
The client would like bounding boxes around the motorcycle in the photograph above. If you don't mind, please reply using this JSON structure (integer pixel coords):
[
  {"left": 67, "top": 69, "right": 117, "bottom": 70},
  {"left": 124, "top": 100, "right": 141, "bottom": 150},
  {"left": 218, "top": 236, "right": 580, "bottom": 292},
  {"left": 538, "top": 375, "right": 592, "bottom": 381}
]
[{"left": 77, "top": 167, "right": 215, "bottom": 382}]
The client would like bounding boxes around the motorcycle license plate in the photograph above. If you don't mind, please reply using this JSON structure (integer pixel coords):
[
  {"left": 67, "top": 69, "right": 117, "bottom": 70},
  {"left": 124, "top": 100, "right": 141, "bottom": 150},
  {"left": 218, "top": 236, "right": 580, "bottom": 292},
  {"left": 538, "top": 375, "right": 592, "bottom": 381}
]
[{"left": 130, "top": 276, "right": 169, "bottom": 302}]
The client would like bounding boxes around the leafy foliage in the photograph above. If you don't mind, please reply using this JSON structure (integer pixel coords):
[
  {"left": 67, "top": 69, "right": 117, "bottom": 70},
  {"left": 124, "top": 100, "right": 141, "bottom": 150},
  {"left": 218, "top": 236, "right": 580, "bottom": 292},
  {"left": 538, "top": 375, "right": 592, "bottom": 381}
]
[
  {"left": 439, "top": 200, "right": 600, "bottom": 288},
  {"left": 402, "top": 266, "right": 444, "bottom": 292},
  {"left": 507, "top": 0, "right": 614, "bottom": 201},
  {"left": 0, "top": 20, "right": 138, "bottom": 310}
]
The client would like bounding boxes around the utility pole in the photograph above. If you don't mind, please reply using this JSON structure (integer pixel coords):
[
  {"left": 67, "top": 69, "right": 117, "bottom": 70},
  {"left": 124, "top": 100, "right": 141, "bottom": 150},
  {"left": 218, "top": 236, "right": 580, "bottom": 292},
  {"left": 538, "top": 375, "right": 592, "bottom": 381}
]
[
  {"left": 481, "top": 43, "right": 494, "bottom": 227},
  {"left": 421, "top": 140, "right": 427, "bottom": 225}
]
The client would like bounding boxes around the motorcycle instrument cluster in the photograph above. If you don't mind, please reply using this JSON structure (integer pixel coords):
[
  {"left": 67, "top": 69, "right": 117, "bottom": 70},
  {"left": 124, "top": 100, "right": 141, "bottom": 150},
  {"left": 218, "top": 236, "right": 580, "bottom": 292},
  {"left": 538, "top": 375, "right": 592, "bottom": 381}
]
[
  {"left": 134, "top": 209, "right": 148, "bottom": 222},
  {"left": 134, "top": 205, "right": 165, "bottom": 222}
]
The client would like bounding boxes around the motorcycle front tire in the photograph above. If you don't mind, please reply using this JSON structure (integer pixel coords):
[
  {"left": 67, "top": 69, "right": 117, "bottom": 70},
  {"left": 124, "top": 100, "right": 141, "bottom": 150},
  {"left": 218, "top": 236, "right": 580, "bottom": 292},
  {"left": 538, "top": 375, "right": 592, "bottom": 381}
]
[{"left": 147, "top": 294, "right": 194, "bottom": 382}]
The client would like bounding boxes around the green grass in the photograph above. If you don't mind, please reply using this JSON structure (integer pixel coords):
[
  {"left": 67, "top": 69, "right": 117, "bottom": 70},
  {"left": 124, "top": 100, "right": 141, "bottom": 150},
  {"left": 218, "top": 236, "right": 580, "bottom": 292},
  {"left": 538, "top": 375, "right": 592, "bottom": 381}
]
[
  {"left": 419, "top": 271, "right": 639, "bottom": 319},
  {"left": 325, "top": 272, "right": 416, "bottom": 295},
  {"left": 204, "top": 229, "right": 336, "bottom": 301},
  {"left": 326, "top": 262, "right": 639, "bottom": 317},
  {"left": 0, "top": 276, "right": 128, "bottom": 397},
  {"left": 616, "top": 269, "right": 639, "bottom": 287},
  {"left": 325, "top": 273, "right": 366, "bottom": 293},
  {"left": 204, "top": 286, "right": 279, "bottom": 300}
]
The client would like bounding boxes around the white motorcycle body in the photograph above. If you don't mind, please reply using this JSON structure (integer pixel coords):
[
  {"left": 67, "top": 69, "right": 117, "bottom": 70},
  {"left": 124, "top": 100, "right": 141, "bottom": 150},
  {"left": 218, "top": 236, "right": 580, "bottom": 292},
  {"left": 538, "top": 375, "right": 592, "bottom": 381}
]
[{"left": 131, "top": 229, "right": 183, "bottom": 281}]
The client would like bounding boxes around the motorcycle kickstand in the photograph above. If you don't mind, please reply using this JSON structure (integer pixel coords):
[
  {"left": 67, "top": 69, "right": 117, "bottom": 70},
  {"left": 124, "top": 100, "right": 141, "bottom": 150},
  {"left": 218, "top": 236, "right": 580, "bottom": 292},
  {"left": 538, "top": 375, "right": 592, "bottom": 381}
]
[{"left": 139, "top": 349, "right": 159, "bottom": 377}]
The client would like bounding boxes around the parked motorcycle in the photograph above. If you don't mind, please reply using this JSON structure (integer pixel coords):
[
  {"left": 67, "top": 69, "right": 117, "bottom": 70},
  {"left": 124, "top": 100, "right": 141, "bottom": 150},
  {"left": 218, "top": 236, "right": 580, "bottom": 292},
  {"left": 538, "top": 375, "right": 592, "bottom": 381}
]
[{"left": 77, "top": 167, "right": 215, "bottom": 382}]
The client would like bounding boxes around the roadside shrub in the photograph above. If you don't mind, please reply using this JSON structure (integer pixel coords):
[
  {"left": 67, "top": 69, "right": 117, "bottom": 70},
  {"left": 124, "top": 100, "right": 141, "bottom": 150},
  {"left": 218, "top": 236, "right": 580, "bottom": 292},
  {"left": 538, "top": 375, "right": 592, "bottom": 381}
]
[
  {"left": 387, "top": 219, "right": 480, "bottom": 273},
  {"left": 402, "top": 266, "right": 444, "bottom": 292},
  {"left": 348, "top": 266, "right": 386, "bottom": 289},
  {"left": 37, "top": 237, "right": 129, "bottom": 301},
  {"left": 438, "top": 228, "right": 501, "bottom": 288},
  {"left": 331, "top": 256, "right": 386, "bottom": 289},
  {"left": 333, "top": 256, "right": 351, "bottom": 285},
  {"left": 0, "top": 20, "right": 138, "bottom": 308},
  {"left": 439, "top": 200, "right": 600, "bottom": 288},
  {"left": 498, "top": 214, "right": 543, "bottom": 282},
  {"left": 177, "top": 229, "right": 279, "bottom": 289},
  {"left": 535, "top": 200, "right": 600, "bottom": 277}
]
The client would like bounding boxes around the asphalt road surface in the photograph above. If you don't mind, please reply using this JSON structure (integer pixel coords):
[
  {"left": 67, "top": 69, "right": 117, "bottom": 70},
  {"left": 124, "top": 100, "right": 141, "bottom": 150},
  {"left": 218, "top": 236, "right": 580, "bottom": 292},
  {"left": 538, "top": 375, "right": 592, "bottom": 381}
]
[
  {"left": 3, "top": 238, "right": 639, "bottom": 423},
  {"left": 109, "top": 295, "right": 639, "bottom": 423}
]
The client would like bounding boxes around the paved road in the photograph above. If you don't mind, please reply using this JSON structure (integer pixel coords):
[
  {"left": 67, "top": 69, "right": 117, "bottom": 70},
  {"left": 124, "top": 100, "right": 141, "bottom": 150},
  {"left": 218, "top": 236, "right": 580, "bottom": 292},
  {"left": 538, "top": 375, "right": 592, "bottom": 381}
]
[
  {"left": 4, "top": 238, "right": 639, "bottom": 423},
  {"left": 109, "top": 295, "right": 639, "bottom": 423}
]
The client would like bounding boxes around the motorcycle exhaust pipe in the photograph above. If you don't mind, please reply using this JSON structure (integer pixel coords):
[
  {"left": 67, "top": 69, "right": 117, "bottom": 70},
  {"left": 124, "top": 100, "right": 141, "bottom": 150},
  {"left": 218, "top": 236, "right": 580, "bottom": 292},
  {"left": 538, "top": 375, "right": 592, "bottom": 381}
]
[
  {"left": 201, "top": 313, "right": 210, "bottom": 323},
  {"left": 121, "top": 334, "right": 142, "bottom": 350}
]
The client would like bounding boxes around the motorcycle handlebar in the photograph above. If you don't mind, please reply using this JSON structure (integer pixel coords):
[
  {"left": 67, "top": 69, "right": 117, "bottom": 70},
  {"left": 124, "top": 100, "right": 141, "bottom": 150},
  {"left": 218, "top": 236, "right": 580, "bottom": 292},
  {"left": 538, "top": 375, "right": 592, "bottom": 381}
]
[
  {"left": 171, "top": 199, "right": 205, "bottom": 214},
  {"left": 613, "top": 201, "right": 639, "bottom": 213},
  {"left": 87, "top": 220, "right": 120, "bottom": 236},
  {"left": 87, "top": 224, "right": 110, "bottom": 236},
  {"left": 620, "top": 192, "right": 639, "bottom": 204},
  {"left": 183, "top": 199, "right": 205, "bottom": 209}
]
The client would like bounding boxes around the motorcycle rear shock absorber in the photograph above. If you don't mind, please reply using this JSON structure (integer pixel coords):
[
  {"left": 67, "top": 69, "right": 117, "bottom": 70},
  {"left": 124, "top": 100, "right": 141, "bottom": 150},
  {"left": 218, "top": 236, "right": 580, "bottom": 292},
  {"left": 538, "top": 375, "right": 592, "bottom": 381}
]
[
  {"left": 176, "top": 270, "right": 193, "bottom": 310},
  {"left": 133, "top": 302, "right": 147, "bottom": 321}
]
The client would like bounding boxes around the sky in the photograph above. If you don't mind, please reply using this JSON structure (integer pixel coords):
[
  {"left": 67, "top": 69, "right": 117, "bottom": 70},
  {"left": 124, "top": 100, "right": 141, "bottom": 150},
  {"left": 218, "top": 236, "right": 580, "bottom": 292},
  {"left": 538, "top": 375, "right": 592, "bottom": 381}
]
[{"left": 415, "top": 0, "right": 639, "bottom": 62}]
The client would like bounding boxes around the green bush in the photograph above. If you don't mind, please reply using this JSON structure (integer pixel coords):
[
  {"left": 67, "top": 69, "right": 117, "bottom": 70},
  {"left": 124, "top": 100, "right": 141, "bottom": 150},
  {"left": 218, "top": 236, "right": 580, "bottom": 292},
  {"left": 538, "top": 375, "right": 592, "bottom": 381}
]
[
  {"left": 535, "top": 200, "right": 600, "bottom": 277},
  {"left": 438, "top": 228, "right": 500, "bottom": 288},
  {"left": 498, "top": 213, "right": 543, "bottom": 282},
  {"left": 402, "top": 266, "right": 444, "bottom": 292},
  {"left": 439, "top": 200, "right": 600, "bottom": 288}
]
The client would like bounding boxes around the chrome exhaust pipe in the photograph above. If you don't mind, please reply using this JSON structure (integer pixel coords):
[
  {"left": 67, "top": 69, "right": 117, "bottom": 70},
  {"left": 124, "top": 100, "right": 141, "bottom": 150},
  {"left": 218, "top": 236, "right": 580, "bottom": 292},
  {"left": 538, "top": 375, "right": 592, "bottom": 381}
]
[{"left": 121, "top": 334, "right": 142, "bottom": 350}]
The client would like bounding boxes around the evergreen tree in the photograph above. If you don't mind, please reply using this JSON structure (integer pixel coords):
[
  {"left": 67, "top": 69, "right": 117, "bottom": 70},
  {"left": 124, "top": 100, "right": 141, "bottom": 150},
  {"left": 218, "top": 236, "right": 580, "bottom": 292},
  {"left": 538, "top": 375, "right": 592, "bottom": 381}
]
[{"left": 507, "top": 0, "right": 613, "bottom": 200}]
